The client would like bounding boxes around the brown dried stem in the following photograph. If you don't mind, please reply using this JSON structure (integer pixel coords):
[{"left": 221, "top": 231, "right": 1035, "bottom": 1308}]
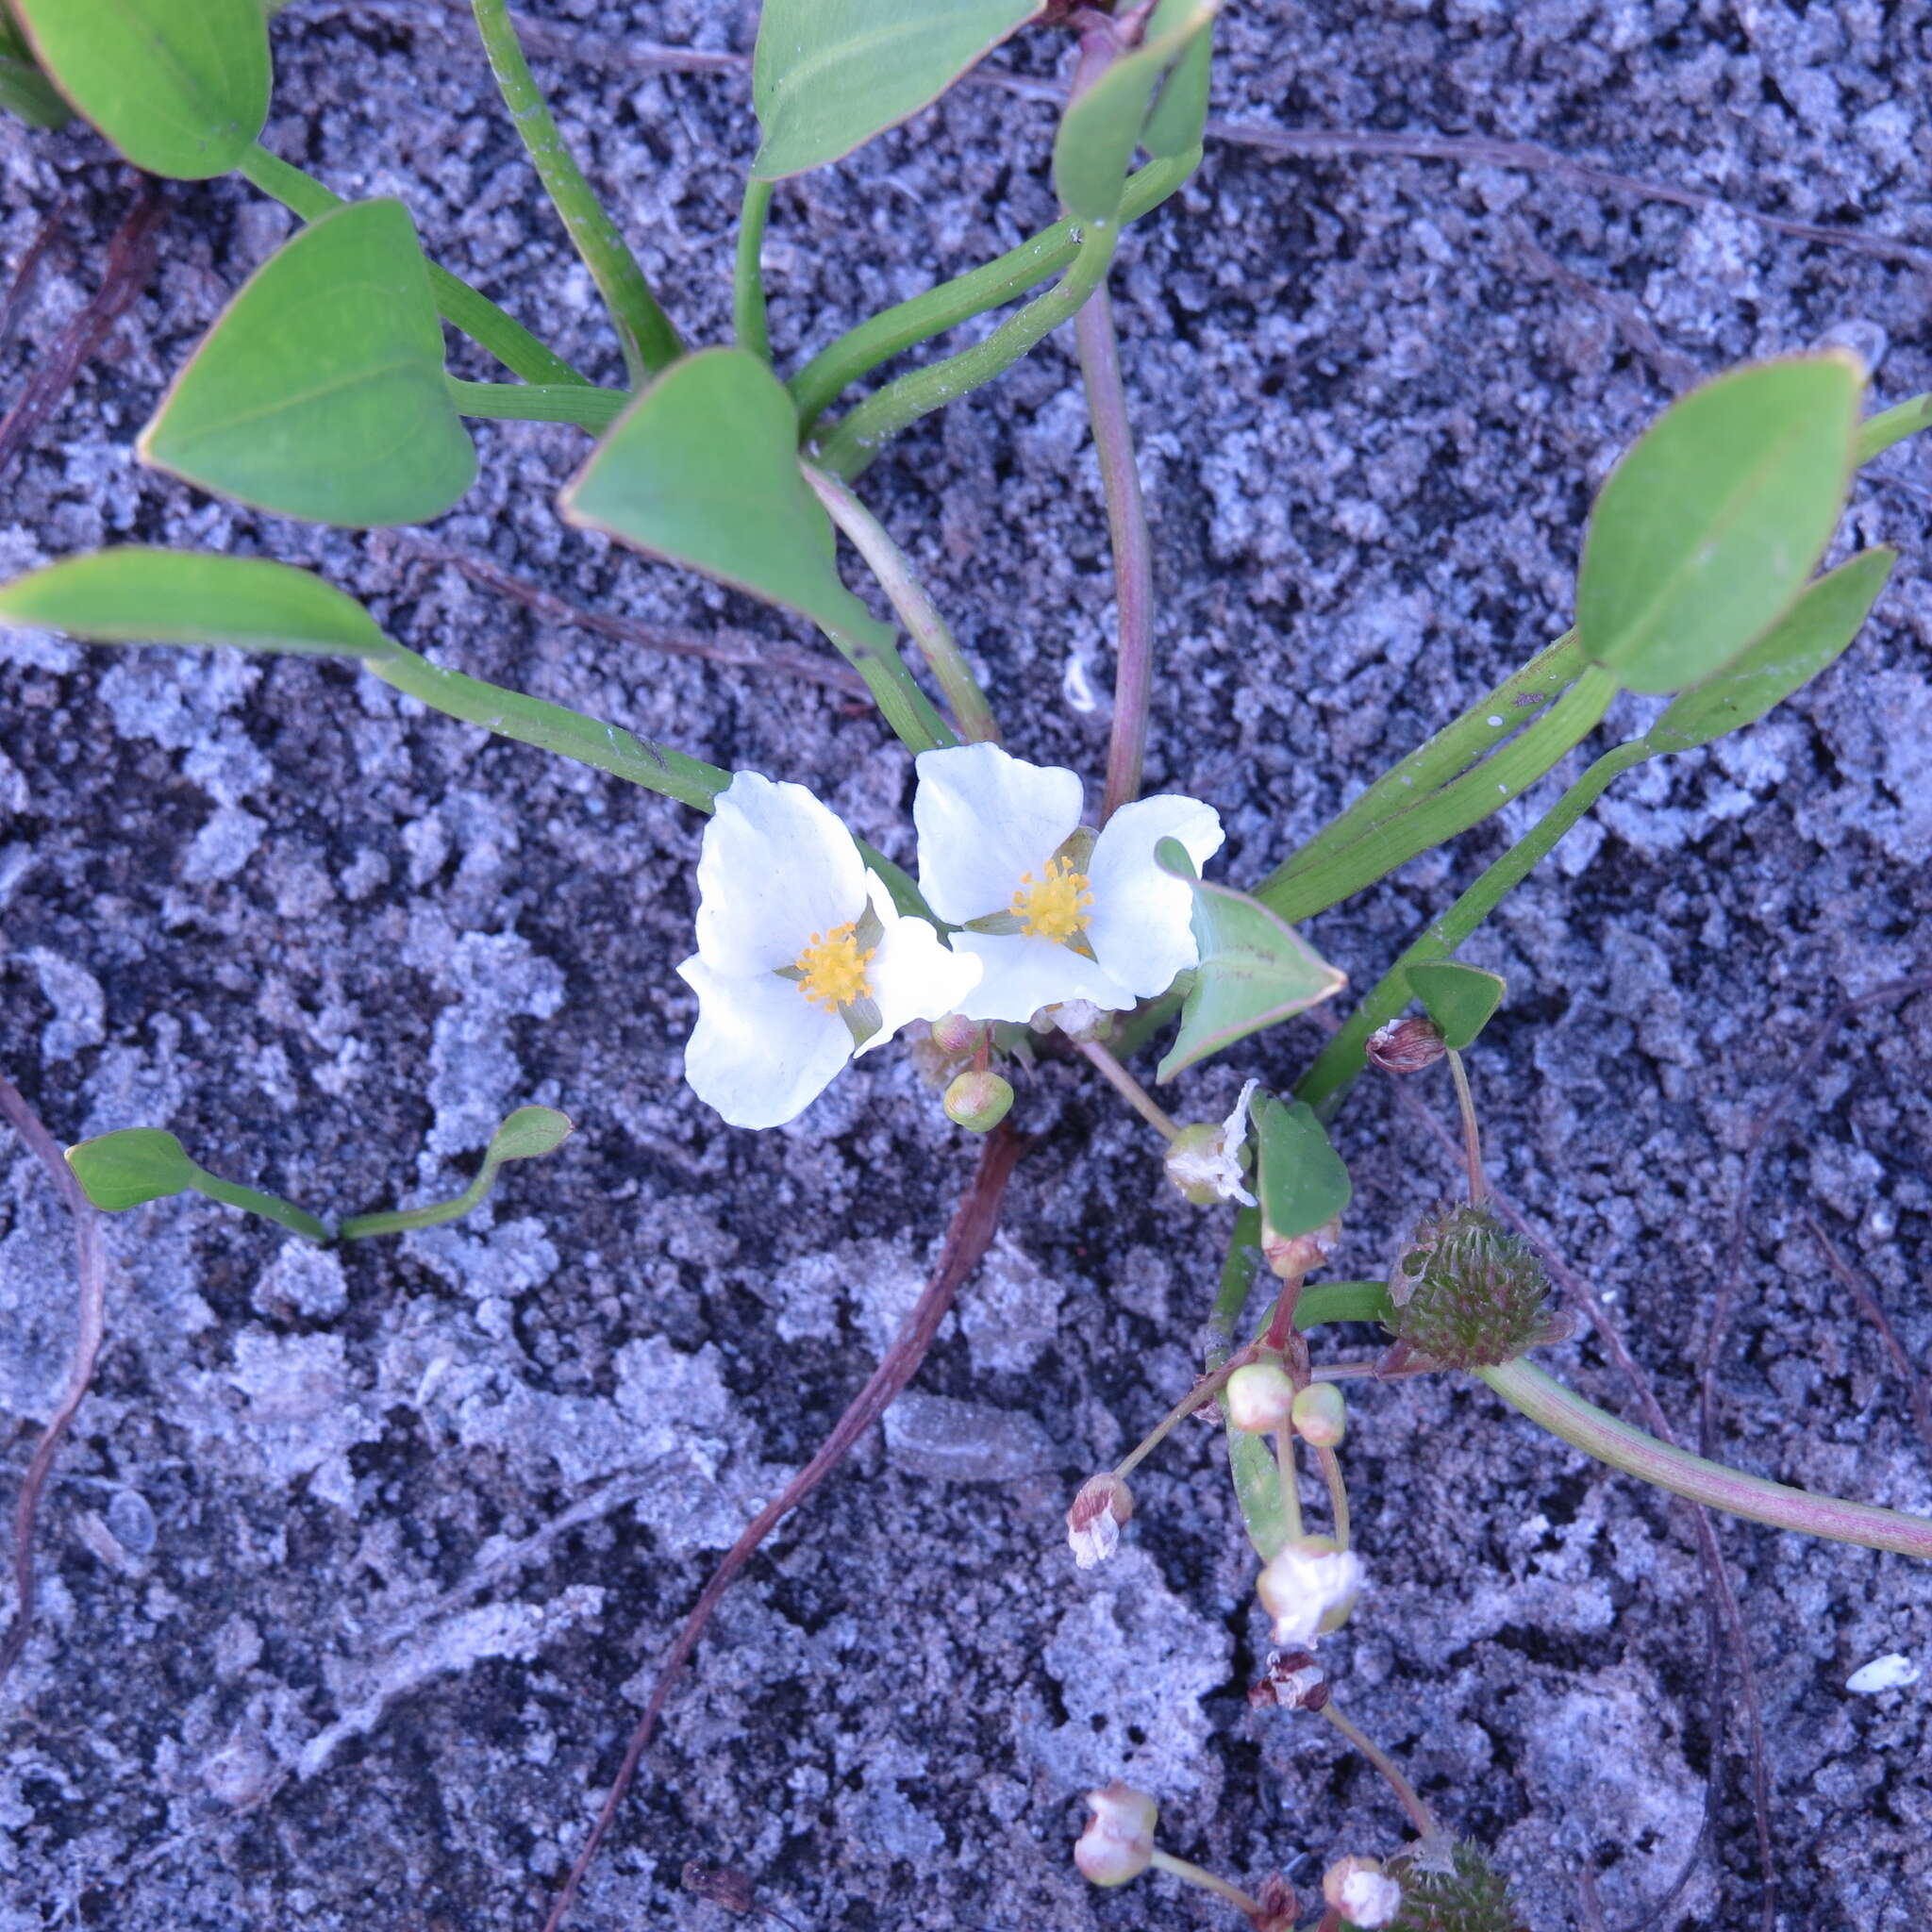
[
  {"left": 541, "top": 1124, "right": 1024, "bottom": 1932},
  {"left": 0, "top": 1072, "right": 108, "bottom": 1691}
]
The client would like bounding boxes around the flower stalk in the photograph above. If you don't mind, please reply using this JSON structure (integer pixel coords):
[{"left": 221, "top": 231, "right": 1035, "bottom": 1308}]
[
  {"left": 1479, "top": 1356, "right": 1932, "bottom": 1558},
  {"left": 1079, "top": 1038, "right": 1179, "bottom": 1140},
  {"left": 1319, "top": 1700, "right": 1439, "bottom": 1840}
]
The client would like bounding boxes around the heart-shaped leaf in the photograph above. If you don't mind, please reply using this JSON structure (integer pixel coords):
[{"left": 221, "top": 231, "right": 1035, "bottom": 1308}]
[
  {"left": 1252, "top": 1092, "right": 1351, "bottom": 1241},
  {"left": 1575, "top": 354, "right": 1862, "bottom": 694},
  {"left": 562, "top": 346, "right": 891, "bottom": 650},
  {"left": 13, "top": 0, "right": 268, "bottom": 177},
  {"left": 1055, "top": 0, "right": 1219, "bottom": 224},
  {"left": 752, "top": 0, "right": 1041, "bottom": 180},
  {"left": 67, "top": 1128, "right": 326, "bottom": 1240},
  {"left": 339, "top": 1105, "right": 575, "bottom": 1239},
  {"left": 1646, "top": 547, "right": 1897, "bottom": 755},
  {"left": 0, "top": 548, "right": 398, "bottom": 657},
  {"left": 1154, "top": 837, "right": 1345, "bottom": 1080},
  {"left": 1406, "top": 960, "right": 1505, "bottom": 1052},
  {"left": 140, "top": 197, "right": 476, "bottom": 527}
]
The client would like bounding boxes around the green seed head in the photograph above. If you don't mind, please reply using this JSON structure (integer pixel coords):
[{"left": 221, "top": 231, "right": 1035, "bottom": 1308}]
[
  {"left": 1389, "top": 1203, "right": 1557, "bottom": 1371},
  {"left": 1382, "top": 1839, "right": 1527, "bottom": 1932}
]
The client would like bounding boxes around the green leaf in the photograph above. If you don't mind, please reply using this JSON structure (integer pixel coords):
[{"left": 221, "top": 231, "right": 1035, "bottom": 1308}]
[
  {"left": 0, "top": 548, "right": 398, "bottom": 657},
  {"left": 1055, "top": 1, "right": 1220, "bottom": 224},
  {"left": 13, "top": 0, "right": 268, "bottom": 177},
  {"left": 339, "top": 1105, "right": 575, "bottom": 1239},
  {"left": 0, "top": 4, "right": 67, "bottom": 127},
  {"left": 66, "top": 1127, "right": 327, "bottom": 1240},
  {"left": 1575, "top": 354, "right": 1862, "bottom": 694},
  {"left": 139, "top": 198, "right": 476, "bottom": 527},
  {"left": 561, "top": 346, "right": 891, "bottom": 650},
  {"left": 1405, "top": 960, "right": 1505, "bottom": 1052},
  {"left": 1141, "top": 7, "right": 1214, "bottom": 160},
  {"left": 1153, "top": 837, "right": 1345, "bottom": 1081},
  {"left": 1252, "top": 1093, "right": 1351, "bottom": 1241},
  {"left": 65, "top": 1128, "right": 199, "bottom": 1211},
  {"left": 751, "top": 0, "right": 1041, "bottom": 181},
  {"left": 1647, "top": 548, "right": 1897, "bottom": 756}
]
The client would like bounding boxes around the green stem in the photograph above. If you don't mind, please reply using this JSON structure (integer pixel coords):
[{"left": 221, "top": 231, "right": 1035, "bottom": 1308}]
[
  {"left": 1315, "top": 1442, "right": 1351, "bottom": 1551},
  {"left": 445, "top": 375, "right": 628, "bottom": 434},
  {"left": 1319, "top": 1701, "right": 1440, "bottom": 1839},
  {"left": 237, "top": 142, "right": 591, "bottom": 390},
  {"left": 469, "top": 0, "right": 680, "bottom": 383},
  {"left": 1480, "top": 1357, "right": 1932, "bottom": 1559},
  {"left": 1274, "top": 1428, "right": 1306, "bottom": 1541},
  {"left": 1445, "top": 1047, "right": 1485, "bottom": 1201},
  {"left": 1253, "top": 629, "right": 1586, "bottom": 909},
  {"left": 1297, "top": 738, "right": 1651, "bottom": 1117},
  {"left": 1146, "top": 1851, "right": 1265, "bottom": 1918},
  {"left": 803, "top": 466, "right": 999, "bottom": 742},
  {"left": 819, "top": 610, "right": 956, "bottom": 755},
  {"left": 1208, "top": 1207, "right": 1261, "bottom": 1364},
  {"left": 789, "top": 154, "right": 1195, "bottom": 429},
  {"left": 192, "top": 1174, "right": 328, "bottom": 1243},
  {"left": 1077, "top": 281, "right": 1156, "bottom": 821},
  {"left": 1113, "top": 1363, "right": 1239, "bottom": 1479},
  {"left": 808, "top": 221, "right": 1123, "bottom": 482},
  {"left": 1856, "top": 391, "right": 1932, "bottom": 465},
  {"left": 1078, "top": 1038, "right": 1179, "bottom": 1140},
  {"left": 734, "top": 177, "right": 774, "bottom": 361}
]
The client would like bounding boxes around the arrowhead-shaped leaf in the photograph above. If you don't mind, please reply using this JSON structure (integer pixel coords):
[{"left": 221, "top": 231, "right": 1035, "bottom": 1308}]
[
  {"left": 140, "top": 198, "right": 476, "bottom": 527},
  {"left": 751, "top": 0, "right": 1041, "bottom": 180},
  {"left": 1647, "top": 547, "right": 1896, "bottom": 755},
  {"left": 1575, "top": 354, "right": 1862, "bottom": 694},
  {"left": 562, "top": 346, "right": 891, "bottom": 649},
  {"left": 1252, "top": 1093, "right": 1351, "bottom": 1241},
  {"left": 1055, "top": 0, "right": 1219, "bottom": 224},
  {"left": 13, "top": 0, "right": 268, "bottom": 175},
  {"left": 1406, "top": 960, "right": 1505, "bottom": 1052},
  {"left": 1154, "top": 837, "right": 1345, "bottom": 1081},
  {"left": 0, "top": 548, "right": 398, "bottom": 658}
]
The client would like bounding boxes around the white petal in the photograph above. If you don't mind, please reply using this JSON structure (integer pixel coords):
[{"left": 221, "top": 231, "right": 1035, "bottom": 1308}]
[
  {"left": 945, "top": 932, "right": 1132, "bottom": 1024},
  {"left": 913, "top": 743, "right": 1084, "bottom": 925},
  {"left": 678, "top": 954, "right": 853, "bottom": 1129},
  {"left": 693, "top": 772, "right": 867, "bottom": 974},
  {"left": 857, "top": 874, "right": 983, "bottom": 1055},
  {"left": 1086, "top": 793, "right": 1224, "bottom": 1000}
]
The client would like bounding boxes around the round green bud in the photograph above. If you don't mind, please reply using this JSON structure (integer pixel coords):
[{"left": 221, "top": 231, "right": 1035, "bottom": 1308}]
[
  {"left": 1291, "top": 1381, "right": 1346, "bottom": 1447},
  {"left": 944, "top": 1069, "right": 1013, "bottom": 1132}
]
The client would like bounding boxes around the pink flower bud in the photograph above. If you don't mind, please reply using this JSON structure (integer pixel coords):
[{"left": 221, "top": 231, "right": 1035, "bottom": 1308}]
[
  {"left": 929, "top": 1012, "right": 982, "bottom": 1057},
  {"left": 1074, "top": 1781, "right": 1158, "bottom": 1887},
  {"left": 1225, "top": 1361, "right": 1297, "bottom": 1433},
  {"left": 1366, "top": 1014, "right": 1446, "bottom": 1074},
  {"left": 1066, "top": 1472, "right": 1133, "bottom": 1570},
  {"left": 944, "top": 1069, "right": 1013, "bottom": 1132},
  {"left": 1291, "top": 1381, "right": 1346, "bottom": 1447}
]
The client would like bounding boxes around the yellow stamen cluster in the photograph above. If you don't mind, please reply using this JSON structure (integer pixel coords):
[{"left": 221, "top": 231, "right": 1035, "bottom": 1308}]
[
  {"left": 1011, "top": 857, "right": 1093, "bottom": 942},
  {"left": 792, "top": 922, "right": 874, "bottom": 1012}
]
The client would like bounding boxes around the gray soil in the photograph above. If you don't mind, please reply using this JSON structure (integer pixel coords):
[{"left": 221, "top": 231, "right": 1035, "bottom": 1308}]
[{"left": 3, "top": 2, "right": 1929, "bottom": 1928}]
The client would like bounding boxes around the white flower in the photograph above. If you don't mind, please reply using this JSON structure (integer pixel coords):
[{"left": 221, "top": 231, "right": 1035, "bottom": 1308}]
[
  {"left": 1257, "top": 1536, "right": 1364, "bottom": 1648},
  {"left": 1163, "top": 1076, "right": 1259, "bottom": 1207},
  {"left": 1324, "top": 1857, "right": 1403, "bottom": 1929},
  {"left": 912, "top": 743, "right": 1223, "bottom": 1024},
  {"left": 678, "top": 773, "right": 980, "bottom": 1129},
  {"left": 1066, "top": 1472, "right": 1133, "bottom": 1570}
]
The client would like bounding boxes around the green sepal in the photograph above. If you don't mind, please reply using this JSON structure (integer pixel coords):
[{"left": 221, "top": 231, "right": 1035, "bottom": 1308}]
[{"left": 1251, "top": 1092, "right": 1351, "bottom": 1240}]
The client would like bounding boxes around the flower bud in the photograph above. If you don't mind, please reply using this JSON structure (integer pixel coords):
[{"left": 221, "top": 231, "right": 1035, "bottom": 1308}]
[
  {"left": 929, "top": 1012, "right": 983, "bottom": 1058},
  {"left": 1074, "top": 1781, "right": 1157, "bottom": 1887},
  {"left": 1225, "top": 1361, "right": 1297, "bottom": 1433},
  {"left": 944, "top": 1068, "right": 1013, "bottom": 1132},
  {"left": 1066, "top": 1472, "right": 1133, "bottom": 1570},
  {"left": 1262, "top": 1212, "right": 1341, "bottom": 1281},
  {"left": 1291, "top": 1381, "right": 1346, "bottom": 1448},
  {"left": 1323, "top": 1856, "right": 1403, "bottom": 1929},
  {"left": 1257, "top": 1535, "right": 1363, "bottom": 1648},
  {"left": 1366, "top": 1014, "right": 1446, "bottom": 1074}
]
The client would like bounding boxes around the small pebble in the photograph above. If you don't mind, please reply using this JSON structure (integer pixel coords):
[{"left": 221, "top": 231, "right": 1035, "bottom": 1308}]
[{"left": 1845, "top": 1653, "right": 1921, "bottom": 1694}]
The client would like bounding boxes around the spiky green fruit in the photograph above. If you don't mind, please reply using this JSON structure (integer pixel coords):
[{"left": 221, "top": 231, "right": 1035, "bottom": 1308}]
[
  {"left": 1388, "top": 1203, "right": 1557, "bottom": 1370},
  {"left": 1386, "top": 1840, "right": 1526, "bottom": 1932}
]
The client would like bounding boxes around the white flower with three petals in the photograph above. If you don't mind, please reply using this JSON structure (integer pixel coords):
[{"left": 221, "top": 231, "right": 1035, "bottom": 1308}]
[
  {"left": 912, "top": 742, "right": 1224, "bottom": 1024},
  {"left": 678, "top": 773, "right": 980, "bottom": 1129}
]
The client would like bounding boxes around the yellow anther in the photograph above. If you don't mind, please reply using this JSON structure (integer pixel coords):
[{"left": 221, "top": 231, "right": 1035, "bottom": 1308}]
[
  {"left": 1011, "top": 857, "right": 1093, "bottom": 942},
  {"left": 791, "top": 923, "right": 874, "bottom": 1012}
]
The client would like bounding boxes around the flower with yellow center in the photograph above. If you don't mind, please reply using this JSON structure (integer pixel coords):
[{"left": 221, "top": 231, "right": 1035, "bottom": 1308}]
[
  {"left": 912, "top": 743, "right": 1224, "bottom": 1024},
  {"left": 678, "top": 773, "right": 980, "bottom": 1129}
]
